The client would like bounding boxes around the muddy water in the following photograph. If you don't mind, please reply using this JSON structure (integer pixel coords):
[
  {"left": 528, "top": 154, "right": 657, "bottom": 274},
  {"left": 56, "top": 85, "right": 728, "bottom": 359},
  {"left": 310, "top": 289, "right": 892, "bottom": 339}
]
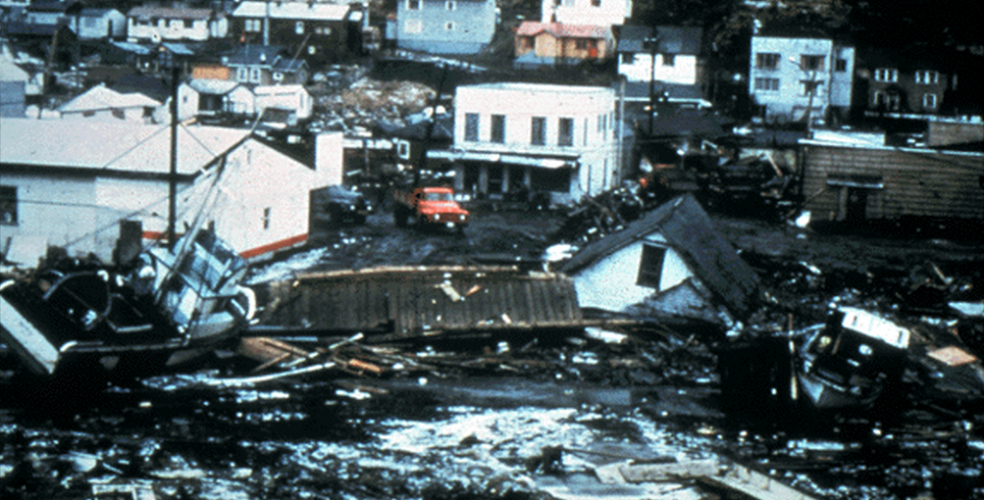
[{"left": 3, "top": 210, "right": 984, "bottom": 499}]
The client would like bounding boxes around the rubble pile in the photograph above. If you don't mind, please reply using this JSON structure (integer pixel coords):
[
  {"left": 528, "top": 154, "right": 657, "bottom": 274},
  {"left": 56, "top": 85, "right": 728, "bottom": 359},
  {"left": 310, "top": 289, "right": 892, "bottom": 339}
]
[{"left": 313, "top": 78, "right": 436, "bottom": 131}]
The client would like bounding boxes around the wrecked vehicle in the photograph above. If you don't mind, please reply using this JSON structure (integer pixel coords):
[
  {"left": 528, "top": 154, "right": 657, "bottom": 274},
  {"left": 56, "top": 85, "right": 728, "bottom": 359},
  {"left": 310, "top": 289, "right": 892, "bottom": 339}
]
[
  {"left": 392, "top": 185, "right": 470, "bottom": 232},
  {"left": 318, "top": 184, "right": 375, "bottom": 225},
  {"left": 0, "top": 230, "right": 255, "bottom": 380},
  {"left": 702, "top": 155, "right": 794, "bottom": 212},
  {"left": 794, "top": 307, "right": 910, "bottom": 410}
]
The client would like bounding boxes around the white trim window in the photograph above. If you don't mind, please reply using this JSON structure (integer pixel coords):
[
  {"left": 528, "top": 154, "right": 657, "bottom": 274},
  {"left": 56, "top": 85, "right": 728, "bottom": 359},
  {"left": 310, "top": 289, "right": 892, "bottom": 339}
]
[
  {"left": 873, "top": 68, "right": 898, "bottom": 83},
  {"left": 295, "top": 21, "right": 304, "bottom": 35},
  {"left": 445, "top": 21, "right": 455, "bottom": 31},
  {"left": 915, "top": 70, "right": 939, "bottom": 85},
  {"left": 445, "top": 0, "right": 456, "bottom": 10},
  {"left": 755, "top": 52, "right": 780, "bottom": 70},
  {"left": 407, "top": 0, "right": 420, "bottom": 10},
  {"left": 922, "top": 93, "right": 937, "bottom": 109},
  {"left": 244, "top": 19, "right": 262, "bottom": 32},
  {"left": 754, "top": 78, "right": 779, "bottom": 91}
]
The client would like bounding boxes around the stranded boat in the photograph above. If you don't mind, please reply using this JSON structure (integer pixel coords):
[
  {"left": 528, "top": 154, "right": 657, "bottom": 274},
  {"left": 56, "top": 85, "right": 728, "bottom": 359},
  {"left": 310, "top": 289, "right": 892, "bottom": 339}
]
[
  {"left": 0, "top": 230, "right": 255, "bottom": 379},
  {"left": 794, "top": 307, "right": 910, "bottom": 410}
]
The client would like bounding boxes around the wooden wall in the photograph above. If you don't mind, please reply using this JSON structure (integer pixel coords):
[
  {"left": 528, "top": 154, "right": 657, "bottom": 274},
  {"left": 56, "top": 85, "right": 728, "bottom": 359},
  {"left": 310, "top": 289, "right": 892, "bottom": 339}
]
[{"left": 801, "top": 144, "right": 984, "bottom": 221}]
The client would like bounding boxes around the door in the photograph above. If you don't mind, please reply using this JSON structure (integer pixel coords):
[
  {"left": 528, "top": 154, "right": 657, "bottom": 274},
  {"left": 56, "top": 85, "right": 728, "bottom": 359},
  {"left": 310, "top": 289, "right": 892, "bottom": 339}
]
[{"left": 845, "top": 188, "right": 868, "bottom": 223}]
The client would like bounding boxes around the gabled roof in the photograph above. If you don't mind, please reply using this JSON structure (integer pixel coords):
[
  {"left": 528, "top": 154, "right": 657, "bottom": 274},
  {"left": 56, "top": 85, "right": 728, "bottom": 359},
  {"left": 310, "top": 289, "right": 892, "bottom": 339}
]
[
  {"left": 517, "top": 21, "right": 611, "bottom": 40},
  {"left": 187, "top": 78, "right": 242, "bottom": 95},
  {"left": 232, "top": 1, "right": 350, "bottom": 21},
  {"left": 561, "top": 194, "right": 759, "bottom": 317},
  {"left": 0, "top": 59, "right": 30, "bottom": 82},
  {"left": 0, "top": 118, "right": 249, "bottom": 176},
  {"left": 80, "top": 8, "right": 124, "bottom": 18},
  {"left": 127, "top": 6, "right": 216, "bottom": 20},
  {"left": 58, "top": 85, "right": 162, "bottom": 113}
]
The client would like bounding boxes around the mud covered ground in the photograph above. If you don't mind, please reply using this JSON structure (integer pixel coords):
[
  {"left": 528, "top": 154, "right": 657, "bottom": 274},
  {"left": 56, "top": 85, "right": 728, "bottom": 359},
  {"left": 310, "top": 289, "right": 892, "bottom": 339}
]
[{"left": 2, "top": 206, "right": 984, "bottom": 500}]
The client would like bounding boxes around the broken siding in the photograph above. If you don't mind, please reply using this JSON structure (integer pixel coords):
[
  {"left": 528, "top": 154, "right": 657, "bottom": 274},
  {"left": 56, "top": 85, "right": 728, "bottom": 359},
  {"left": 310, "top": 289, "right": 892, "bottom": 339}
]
[
  {"left": 802, "top": 144, "right": 984, "bottom": 220},
  {"left": 253, "top": 266, "right": 583, "bottom": 336}
]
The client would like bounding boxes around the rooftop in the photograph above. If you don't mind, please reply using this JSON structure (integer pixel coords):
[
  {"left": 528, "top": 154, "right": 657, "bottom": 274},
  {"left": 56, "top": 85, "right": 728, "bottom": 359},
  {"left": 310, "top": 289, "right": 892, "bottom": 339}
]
[{"left": 0, "top": 119, "right": 249, "bottom": 175}]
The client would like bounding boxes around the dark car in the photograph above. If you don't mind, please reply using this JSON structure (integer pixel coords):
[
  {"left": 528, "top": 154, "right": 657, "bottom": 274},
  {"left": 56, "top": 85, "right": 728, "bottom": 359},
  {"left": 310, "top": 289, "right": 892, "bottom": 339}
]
[{"left": 319, "top": 184, "right": 375, "bottom": 225}]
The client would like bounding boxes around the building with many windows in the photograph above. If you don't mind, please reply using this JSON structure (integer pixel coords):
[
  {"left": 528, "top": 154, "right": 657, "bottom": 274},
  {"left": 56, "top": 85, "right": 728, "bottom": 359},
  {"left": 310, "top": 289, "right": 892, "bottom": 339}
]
[
  {"left": 230, "top": 1, "right": 362, "bottom": 65},
  {"left": 748, "top": 28, "right": 854, "bottom": 126},
  {"left": 855, "top": 47, "right": 958, "bottom": 116},
  {"left": 395, "top": 0, "right": 496, "bottom": 55},
  {"left": 432, "top": 83, "right": 619, "bottom": 205}
]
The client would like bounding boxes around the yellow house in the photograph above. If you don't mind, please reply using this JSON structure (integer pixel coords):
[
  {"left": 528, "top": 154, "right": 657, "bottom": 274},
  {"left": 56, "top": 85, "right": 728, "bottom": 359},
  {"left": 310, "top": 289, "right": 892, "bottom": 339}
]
[{"left": 515, "top": 21, "right": 613, "bottom": 66}]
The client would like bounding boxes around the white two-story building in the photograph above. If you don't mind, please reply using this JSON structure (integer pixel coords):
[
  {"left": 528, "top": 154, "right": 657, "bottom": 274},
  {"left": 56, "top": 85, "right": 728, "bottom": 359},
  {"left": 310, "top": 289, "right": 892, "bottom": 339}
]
[
  {"left": 433, "top": 83, "right": 620, "bottom": 205},
  {"left": 748, "top": 28, "right": 854, "bottom": 126},
  {"left": 541, "top": 0, "right": 631, "bottom": 27}
]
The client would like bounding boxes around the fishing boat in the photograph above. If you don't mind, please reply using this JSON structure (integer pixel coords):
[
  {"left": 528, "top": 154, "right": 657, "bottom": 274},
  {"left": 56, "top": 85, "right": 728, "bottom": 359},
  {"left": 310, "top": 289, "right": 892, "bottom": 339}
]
[
  {"left": 0, "top": 229, "right": 256, "bottom": 379},
  {"left": 794, "top": 307, "right": 910, "bottom": 410}
]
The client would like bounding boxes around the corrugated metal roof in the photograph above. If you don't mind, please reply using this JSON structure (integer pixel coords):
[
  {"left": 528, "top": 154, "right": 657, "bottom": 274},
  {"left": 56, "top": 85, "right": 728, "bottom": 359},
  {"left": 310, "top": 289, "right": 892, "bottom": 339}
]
[
  {"left": 0, "top": 118, "right": 249, "bottom": 175},
  {"left": 233, "top": 1, "right": 350, "bottom": 21},
  {"left": 252, "top": 266, "right": 585, "bottom": 337},
  {"left": 561, "top": 194, "right": 760, "bottom": 317}
]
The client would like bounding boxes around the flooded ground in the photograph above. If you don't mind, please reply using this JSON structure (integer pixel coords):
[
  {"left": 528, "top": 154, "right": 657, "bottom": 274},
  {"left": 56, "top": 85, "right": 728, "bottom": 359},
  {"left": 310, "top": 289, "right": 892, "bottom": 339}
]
[{"left": 2, "top": 207, "right": 983, "bottom": 500}]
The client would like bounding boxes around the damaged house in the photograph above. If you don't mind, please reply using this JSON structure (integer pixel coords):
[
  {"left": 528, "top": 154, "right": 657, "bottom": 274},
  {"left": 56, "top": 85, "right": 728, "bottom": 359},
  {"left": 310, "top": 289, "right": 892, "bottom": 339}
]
[{"left": 560, "top": 194, "right": 759, "bottom": 328}]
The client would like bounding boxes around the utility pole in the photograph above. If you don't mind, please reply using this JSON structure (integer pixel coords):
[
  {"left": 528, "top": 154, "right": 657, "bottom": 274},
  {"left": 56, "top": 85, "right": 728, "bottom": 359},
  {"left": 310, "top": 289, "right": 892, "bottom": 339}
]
[
  {"left": 167, "top": 57, "right": 179, "bottom": 251},
  {"left": 644, "top": 32, "right": 661, "bottom": 134}
]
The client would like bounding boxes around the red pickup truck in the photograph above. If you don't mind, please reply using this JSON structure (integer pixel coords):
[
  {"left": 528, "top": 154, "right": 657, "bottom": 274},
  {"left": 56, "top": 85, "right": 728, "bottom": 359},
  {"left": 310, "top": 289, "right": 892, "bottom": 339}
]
[{"left": 393, "top": 186, "right": 470, "bottom": 232}]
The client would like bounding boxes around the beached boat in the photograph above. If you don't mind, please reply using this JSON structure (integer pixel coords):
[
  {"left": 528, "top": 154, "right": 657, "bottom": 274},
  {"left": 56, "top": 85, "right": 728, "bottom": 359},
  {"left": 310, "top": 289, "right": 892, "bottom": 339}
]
[
  {"left": 0, "top": 229, "right": 255, "bottom": 379},
  {"left": 794, "top": 307, "right": 910, "bottom": 410}
]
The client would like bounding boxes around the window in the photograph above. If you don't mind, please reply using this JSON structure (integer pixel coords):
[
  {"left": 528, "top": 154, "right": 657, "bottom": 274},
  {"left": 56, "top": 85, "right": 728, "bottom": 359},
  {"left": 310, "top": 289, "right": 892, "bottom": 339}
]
[
  {"left": 184, "top": 19, "right": 193, "bottom": 29},
  {"left": 521, "top": 37, "right": 534, "bottom": 49},
  {"left": 915, "top": 70, "right": 939, "bottom": 85},
  {"left": 636, "top": 244, "right": 667, "bottom": 288},
  {"left": 558, "top": 118, "right": 574, "bottom": 146},
  {"left": 407, "top": 0, "right": 420, "bottom": 9},
  {"left": 874, "top": 68, "right": 898, "bottom": 83},
  {"left": 236, "top": 67, "right": 248, "bottom": 82},
  {"left": 244, "top": 19, "right": 261, "bottom": 32},
  {"left": 295, "top": 21, "right": 304, "bottom": 34},
  {"left": 835, "top": 58, "right": 847, "bottom": 72},
  {"left": 491, "top": 114, "right": 505, "bottom": 143},
  {"left": 662, "top": 54, "right": 675, "bottom": 66},
  {"left": 591, "top": 0, "right": 600, "bottom": 5},
  {"left": 755, "top": 52, "right": 780, "bottom": 70},
  {"left": 754, "top": 78, "right": 779, "bottom": 91},
  {"left": 923, "top": 93, "right": 937, "bottom": 109},
  {"left": 445, "top": 21, "right": 455, "bottom": 31},
  {"left": 531, "top": 116, "right": 546, "bottom": 145},
  {"left": 445, "top": 0, "right": 456, "bottom": 9},
  {"left": 872, "top": 91, "right": 900, "bottom": 111},
  {"left": 801, "top": 55, "right": 824, "bottom": 71},
  {"left": 249, "top": 68, "right": 261, "bottom": 83},
  {"left": 800, "top": 80, "right": 822, "bottom": 96},
  {"left": 404, "top": 19, "right": 422, "bottom": 34},
  {"left": 262, "top": 207, "right": 271, "bottom": 230},
  {"left": 111, "top": 108, "right": 125, "bottom": 120},
  {"left": 0, "top": 186, "right": 17, "bottom": 226},
  {"left": 464, "top": 113, "right": 479, "bottom": 141}
]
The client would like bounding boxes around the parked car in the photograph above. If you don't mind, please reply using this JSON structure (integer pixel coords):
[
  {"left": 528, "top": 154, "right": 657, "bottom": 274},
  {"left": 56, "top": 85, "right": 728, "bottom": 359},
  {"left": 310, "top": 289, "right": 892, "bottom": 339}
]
[{"left": 319, "top": 184, "right": 375, "bottom": 225}]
